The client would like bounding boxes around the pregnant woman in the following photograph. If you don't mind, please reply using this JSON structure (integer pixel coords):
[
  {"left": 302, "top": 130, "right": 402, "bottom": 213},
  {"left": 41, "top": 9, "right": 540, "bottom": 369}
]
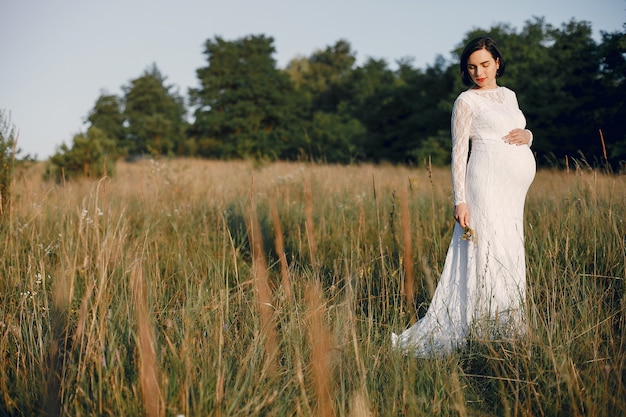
[{"left": 393, "top": 36, "right": 536, "bottom": 357}]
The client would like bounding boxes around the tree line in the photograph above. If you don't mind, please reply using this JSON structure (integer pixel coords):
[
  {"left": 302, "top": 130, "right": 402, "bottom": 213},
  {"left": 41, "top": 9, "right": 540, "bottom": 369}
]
[{"left": 46, "top": 17, "right": 626, "bottom": 180}]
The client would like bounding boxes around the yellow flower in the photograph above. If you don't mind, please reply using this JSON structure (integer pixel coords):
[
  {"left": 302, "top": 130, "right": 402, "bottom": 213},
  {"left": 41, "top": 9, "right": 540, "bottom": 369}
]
[{"left": 461, "top": 226, "right": 475, "bottom": 242}]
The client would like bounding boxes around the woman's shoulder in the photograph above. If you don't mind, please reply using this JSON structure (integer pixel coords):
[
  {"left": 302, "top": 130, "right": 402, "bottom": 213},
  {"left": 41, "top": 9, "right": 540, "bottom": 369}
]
[
  {"left": 456, "top": 88, "right": 474, "bottom": 99},
  {"left": 454, "top": 89, "right": 482, "bottom": 108},
  {"left": 498, "top": 86, "right": 519, "bottom": 98},
  {"left": 454, "top": 89, "right": 475, "bottom": 103}
]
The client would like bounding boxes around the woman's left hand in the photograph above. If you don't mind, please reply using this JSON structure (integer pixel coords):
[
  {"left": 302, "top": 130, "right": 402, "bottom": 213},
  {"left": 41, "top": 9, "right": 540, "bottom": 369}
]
[{"left": 503, "top": 128, "right": 531, "bottom": 146}]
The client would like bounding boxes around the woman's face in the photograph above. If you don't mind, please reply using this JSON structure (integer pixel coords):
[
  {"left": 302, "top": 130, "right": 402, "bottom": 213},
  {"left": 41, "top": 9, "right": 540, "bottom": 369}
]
[{"left": 467, "top": 48, "right": 499, "bottom": 89}]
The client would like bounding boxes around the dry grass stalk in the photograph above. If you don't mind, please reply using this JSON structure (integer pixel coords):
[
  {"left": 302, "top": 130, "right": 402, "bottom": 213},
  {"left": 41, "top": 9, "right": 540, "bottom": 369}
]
[
  {"left": 599, "top": 129, "right": 608, "bottom": 167},
  {"left": 349, "top": 390, "right": 372, "bottom": 417},
  {"left": 343, "top": 321, "right": 372, "bottom": 416},
  {"left": 43, "top": 264, "right": 71, "bottom": 417},
  {"left": 372, "top": 175, "right": 388, "bottom": 281},
  {"left": 399, "top": 187, "right": 415, "bottom": 322},
  {"left": 304, "top": 177, "right": 317, "bottom": 268},
  {"left": 270, "top": 199, "right": 292, "bottom": 301},
  {"left": 43, "top": 313, "right": 63, "bottom": 417},
  {"left": 214, "top": 290, "right": 227, "bottom": 417},
  {"left": 131, "top": 262, "right": 165, "bottom": 417},
  {"left": 248, "top": 177, "right": 279, "bottom": 376},
  {"left": 72, "top": 281, "right": 95, "bottom": 349},
  {"left": 306, "top": 280, "right": 335, "bottom": 417},
  {"left": 449, "top": 370, "right": 468, "bottom": 417}
]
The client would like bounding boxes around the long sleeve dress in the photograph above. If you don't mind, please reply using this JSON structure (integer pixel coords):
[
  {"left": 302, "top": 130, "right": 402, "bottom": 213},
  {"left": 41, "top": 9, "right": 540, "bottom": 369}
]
[{"left": 392, "top": 86, "right": 536, "bottom": 357}]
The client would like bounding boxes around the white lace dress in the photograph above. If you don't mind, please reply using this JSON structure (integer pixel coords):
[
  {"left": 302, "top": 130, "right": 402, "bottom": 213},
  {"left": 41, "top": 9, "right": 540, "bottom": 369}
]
[{"left": 392, "top": 86, "right": 536, "bottom": 357}]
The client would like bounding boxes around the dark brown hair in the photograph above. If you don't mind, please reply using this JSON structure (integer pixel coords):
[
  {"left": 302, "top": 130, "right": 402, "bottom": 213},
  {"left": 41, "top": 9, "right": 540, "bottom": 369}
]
[{"left": 460, "top": 36, "right": 505, "bottom": 86}]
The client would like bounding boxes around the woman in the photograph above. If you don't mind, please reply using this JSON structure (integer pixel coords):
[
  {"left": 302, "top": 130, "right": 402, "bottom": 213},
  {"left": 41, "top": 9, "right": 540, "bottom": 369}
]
[{"left": 392, "top": 37, "right": 536, "bottom": 356}]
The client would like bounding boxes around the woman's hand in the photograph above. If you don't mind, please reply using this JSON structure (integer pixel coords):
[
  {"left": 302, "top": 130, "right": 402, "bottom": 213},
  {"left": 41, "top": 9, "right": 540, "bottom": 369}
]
[
  {"left": 454, "top": 203, "right": 470, "bottom": 229},
  {"left": 503, "top": 128, "right": 531, "bottom": 146}
]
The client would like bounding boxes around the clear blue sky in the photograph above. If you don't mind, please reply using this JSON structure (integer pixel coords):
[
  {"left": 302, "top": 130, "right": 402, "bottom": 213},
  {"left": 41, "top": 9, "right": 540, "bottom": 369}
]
[{"left": 1, "top": 0, "right": 624, "bottom": 160}]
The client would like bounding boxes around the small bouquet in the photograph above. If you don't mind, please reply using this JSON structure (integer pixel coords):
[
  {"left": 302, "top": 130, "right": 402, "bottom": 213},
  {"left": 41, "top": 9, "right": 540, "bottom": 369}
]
[{"left": 461, "top": 226, "right": 475, "bottom": 242}]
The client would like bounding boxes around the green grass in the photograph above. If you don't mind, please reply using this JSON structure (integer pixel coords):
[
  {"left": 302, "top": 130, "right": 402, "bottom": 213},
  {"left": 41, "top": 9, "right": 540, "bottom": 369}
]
[{"left": 1, "top": 159, "right": 624, "bottom": 416}]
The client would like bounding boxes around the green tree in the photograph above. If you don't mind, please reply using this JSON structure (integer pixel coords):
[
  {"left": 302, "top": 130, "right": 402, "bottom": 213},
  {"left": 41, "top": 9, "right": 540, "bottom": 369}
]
[
  {"left": 349, "top": 57, "right": 454, "bottom": 163},
  {"left": 123, "top": 64, "right": 187, "bottom": 156},
  {"left": 86, "top": 93, "right": 126, "bottom": 156},
  {"left": 284, "top": 56, "right": 310, "bottom": 90},
  {"left": 298, "top": 39, "right": 357, "bottom": 113},
  {"left": 597, "top": 26, "right": 626, "bottom": 168},
  {"left": 339, "top": 57, "right": 401, "bottom": 162},
  {"left": 46, "top": 127, "right": 117, "bottom": 182},
  {"left": 305, "top": 111, "right": 366, "bottom": 163},
  {"left": 189, "top": 35, "right": 308, "bottom": 160},
  {"left": 285, "top": 40, "right": 368, "bottom": 162},
  {"left": 538, "top": 20, "right": 603, "bottom": 164},
  {"left": 337, "top": 57, "right": 398, "bottom": 118}
]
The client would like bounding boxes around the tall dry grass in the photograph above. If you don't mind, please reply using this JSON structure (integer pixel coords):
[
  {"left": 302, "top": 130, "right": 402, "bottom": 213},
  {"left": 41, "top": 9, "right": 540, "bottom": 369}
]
[{"left": 0, "top": 158, "right": 624, "bottom": 416}]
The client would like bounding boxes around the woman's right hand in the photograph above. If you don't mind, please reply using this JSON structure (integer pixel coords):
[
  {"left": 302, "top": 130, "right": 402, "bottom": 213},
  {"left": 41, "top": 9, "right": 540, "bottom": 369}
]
[{"left": 454, "top": 203, "right": 470, "bottom": 229}]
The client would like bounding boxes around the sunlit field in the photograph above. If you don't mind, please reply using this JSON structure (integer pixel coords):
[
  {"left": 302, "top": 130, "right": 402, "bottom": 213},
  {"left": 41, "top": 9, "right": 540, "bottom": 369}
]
[{"left": 1, "top": 158, "right": 625, "bottom": 416}]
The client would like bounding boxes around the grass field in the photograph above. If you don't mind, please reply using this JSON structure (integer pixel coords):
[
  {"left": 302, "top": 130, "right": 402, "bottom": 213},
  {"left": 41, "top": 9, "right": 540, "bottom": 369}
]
[{"left": 1, "top": 158, "right": 625, "bottom": 416}]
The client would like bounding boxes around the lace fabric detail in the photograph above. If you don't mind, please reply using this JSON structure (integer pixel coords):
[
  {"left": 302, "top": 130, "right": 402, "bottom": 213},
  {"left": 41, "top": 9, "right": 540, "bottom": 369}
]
[
  {"left": 466, "top": 87, "right": 506, "bottom": 103},
  {"left": 451, "top": 98, "right": 472, "bottom": 205}
]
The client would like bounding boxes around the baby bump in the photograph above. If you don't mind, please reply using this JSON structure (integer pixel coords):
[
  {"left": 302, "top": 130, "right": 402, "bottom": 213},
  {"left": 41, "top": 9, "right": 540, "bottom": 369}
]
[
  {"left": 466, "top": 143, "right": 535, "bottom": 215},
  {"left": 468, "top": 142, "right": 535, "bottom": 189},
  {"left": 498, "top": 144, "right": 535, "bottom": 189}
]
